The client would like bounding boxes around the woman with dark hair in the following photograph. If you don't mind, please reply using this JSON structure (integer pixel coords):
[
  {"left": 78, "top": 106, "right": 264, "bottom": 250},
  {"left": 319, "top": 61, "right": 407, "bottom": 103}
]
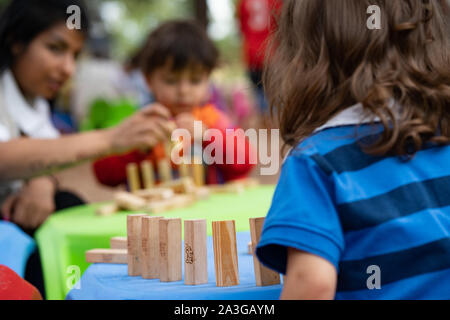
[{"left": 0, "top": 0, "right": 174, "bottom": 298}]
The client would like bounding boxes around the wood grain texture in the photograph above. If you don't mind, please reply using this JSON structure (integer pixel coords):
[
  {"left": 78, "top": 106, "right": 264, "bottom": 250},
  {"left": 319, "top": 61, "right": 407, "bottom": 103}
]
[
  {"left": 114, "top": 192, "right": 147, "bottom": 211},
  {"left": 192, "top": 161, "right": 205, "bottom": 187},
  {"left": 178, "top": 162, "right": 190, "bottom": 178},
  {"left": 157, "top": 159, "right": 172, "bottom": 183},
  {"left": 159, "top": 218, "right": 182, "bottom": 282},
  {"left": 140, "top": 160, "right": 155, "bottom": 189},
  {"left": 249, "top": 217, "right": 280, "bottom": 286},
  {"left": 184, "top": 219, "right": 208, "bottom": 285},
  {"left": 212, "top": 220, "right": 239, "bottom": 287},
  {"left": 96, "top": 203, "right": 119, "bottom": 216},
  {"left": 127, "top": 214, "right": 148, "bottom": 276},
  {"left": 110, "top": 236, "right": 127, "bottom": 249},
  {"left": 141, "top": 216, "right": 163, "bottom": 279},
  {"left": 126, "top": 163, "right": 141, "bottom": 193},
  {"left": 86, "top": 249, "right": 127, "bottom": 264}
]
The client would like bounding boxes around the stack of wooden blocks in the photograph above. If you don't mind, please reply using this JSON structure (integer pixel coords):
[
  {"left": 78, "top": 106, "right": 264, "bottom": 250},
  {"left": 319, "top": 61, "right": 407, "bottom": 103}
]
[
  {"left": 86, "top": 216, "right": 280, "bottom": 287},
  {"left": 96, "top": 142, "right": 259, "bottom": 217}
]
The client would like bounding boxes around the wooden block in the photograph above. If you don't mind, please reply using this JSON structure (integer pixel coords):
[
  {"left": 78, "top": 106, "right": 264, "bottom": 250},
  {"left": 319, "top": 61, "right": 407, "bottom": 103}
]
[
  {"left": 96, "top": 203, "right": 118, "bottom": 216},
  {"left": 250, "top": 217, "right": 280, "bottom": 286},
  {"left": 184, "top": 219, "right": 208, "bottom": 285},
  {"left": 178, "top": 161, "right": 190, "bottom": 178},
  {"left": 193, "top": 187, "right": 210, "bottom": 200},
  {"left": 86, "top": 249, "right": 127, "bottom": 264},
  {"left": 126, "top": 163, "right": 141, "bottom": 193},
  {"left": 192, "top": 157, "right": 205, "bottom": 187},
  {"left": 248, "top": 241, "right": 253, "bottom": 255},
  {"left": 160, "top": 177, "right": 196, "bottom": 194},
  {"left": 157, "top": 159, "right": 172, "bottom": 183},
  {"left": 147, "top": 194, "right": 195, "bottom": 214},
  {"left": 159, "top": 218, "right": 182, "bottom": 282},
  {"left": 141, "top": 216, "right": 163, "bottom": 279},
  {"left": 127, "top": 214, "right": 148, "bottom": 276},
  {"left": 208, "top": 183, "right": 245, "bottom": 195},
  {"left": 134, "top": 188, "right": 174, "bottom": 201},
  {"left": 212, "top": 220, "right": 239, "bottom": 287},
  {"left": 115, "top": 192, "right": 147, "bottom": 211},
  {"left": 110, "top": 236, "right": 127, "bottom": 249},
  {"left": 140, "top": 160, "right": 155, "bottom": 189}
]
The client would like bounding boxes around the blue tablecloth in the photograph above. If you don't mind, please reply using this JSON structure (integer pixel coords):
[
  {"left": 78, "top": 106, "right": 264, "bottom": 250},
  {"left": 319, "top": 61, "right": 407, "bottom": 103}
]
[
  {"left": 0, "top": 221, "right": 36, "bottom": 277},
  {"left": 67, "top": 232, "right": 283, "bottom": 300}
]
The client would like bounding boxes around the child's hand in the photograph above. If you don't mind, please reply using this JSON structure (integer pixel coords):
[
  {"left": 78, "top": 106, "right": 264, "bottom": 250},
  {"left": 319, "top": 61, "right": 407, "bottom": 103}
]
[
  {"left": 175, "top": 112, "right": 207, "bottom": 138},
  {"left": 3, "top": 177, "right": 56, "bottom": 230},
  {"left": 106, "top": 104, "right": 176, "bottom": 153}
]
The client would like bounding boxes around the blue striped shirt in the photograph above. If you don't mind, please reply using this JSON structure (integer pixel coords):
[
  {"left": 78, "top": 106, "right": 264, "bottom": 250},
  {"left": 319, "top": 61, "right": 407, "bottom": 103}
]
[{"left": 256, "top": 124, "right": 450, "bottom": 299}]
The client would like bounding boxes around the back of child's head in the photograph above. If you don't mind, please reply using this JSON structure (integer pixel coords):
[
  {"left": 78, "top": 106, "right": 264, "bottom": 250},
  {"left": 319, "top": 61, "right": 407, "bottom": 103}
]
[
  {"left": 140, "top": 19, "right": 219, "bottom": 76},
  {"left": 265, "top": 0, "right": 450, "bottom": 157}
]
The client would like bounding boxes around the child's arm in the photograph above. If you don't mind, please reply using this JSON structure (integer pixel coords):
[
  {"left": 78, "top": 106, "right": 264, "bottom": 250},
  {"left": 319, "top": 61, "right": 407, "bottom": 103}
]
[
  {"left": 0, "top": 105, "right": 172, "bottom": 181},
  {"left": 282, "top": 248, "right": 337, "bottom": 300}
]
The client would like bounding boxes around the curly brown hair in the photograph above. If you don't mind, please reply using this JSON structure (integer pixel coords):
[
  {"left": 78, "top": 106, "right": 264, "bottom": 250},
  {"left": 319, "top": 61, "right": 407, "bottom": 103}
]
[{"left": 264, "top": 0, "right": 450, "bottom": 157}]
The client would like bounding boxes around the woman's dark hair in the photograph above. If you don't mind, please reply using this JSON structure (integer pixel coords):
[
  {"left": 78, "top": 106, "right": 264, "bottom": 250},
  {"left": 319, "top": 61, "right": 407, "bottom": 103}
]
[
  {"left": 264, "top": 0, "right": 450, "bottom": 157},
  {"left": 140, "top": 19, "right": 219, "bottom": 75},
  {"left": 0, "top": 0, "right": 90, "bottom": 72}
]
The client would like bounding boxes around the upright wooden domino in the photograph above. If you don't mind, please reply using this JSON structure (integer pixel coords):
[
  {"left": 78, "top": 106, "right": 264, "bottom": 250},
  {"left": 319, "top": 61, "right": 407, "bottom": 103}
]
[
  {"left": 127, "top": 214, "right": 147, "bottom": 276},
  {"left": 140, "top": 160, "right": 155, "bottom": 189},
  {"left": 126, "top": 163, "right": 141, "bottom": 193},
  {"left": 157, "top": 159, "right": 173, "bottom": 183},
  {"left": 141, "top": 216, "right": 163, "bottom": 279},
  {"left": 184, "top": 219, "right": 208, "bottom": 285},
  {"left": 212, "top": 220, "right": 239, "bottom": 287},
  {"left": 159, "top": 218, "right": 182, "bottom": 282},
  {"left": 249, "top": 217, "right": 280, "bottom": 286},
  {"left": 178, "top": 161, "right": 190, "bottom": 179},
  {"left": 192, "top": 161, "right": 205, "bottom": 187}
]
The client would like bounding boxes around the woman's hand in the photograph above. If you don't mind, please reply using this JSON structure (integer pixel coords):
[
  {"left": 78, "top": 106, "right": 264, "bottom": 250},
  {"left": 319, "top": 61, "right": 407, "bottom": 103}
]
[
  {"left": 2, "top": 177, "right": 56, "bottom": 230},
  {"left": 105, "top": 103, "right": 176, "bottom": 153}
]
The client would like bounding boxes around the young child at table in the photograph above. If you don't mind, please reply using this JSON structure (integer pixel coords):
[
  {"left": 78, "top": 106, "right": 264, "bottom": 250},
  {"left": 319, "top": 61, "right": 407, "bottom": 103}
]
[
  {"left": 256, "top": 0, "right": 450, "bottom": 300},
  {"left": 93, "top": 20, "right": 255, "bottom": 187}
]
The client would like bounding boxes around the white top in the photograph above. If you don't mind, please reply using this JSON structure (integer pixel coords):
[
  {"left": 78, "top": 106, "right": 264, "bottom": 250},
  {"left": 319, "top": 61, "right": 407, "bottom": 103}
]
[
  {"left": 0, "top": 70, "right": 60, "bottom": 204},
  {"left": 0, "top": 70, "right": 60, "bottom": 141}
]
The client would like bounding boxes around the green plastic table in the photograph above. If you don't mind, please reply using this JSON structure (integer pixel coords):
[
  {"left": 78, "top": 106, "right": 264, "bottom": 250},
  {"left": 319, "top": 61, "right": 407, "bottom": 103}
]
[{"left": 35, "top": 185, "right": 276, "bottom": 300}]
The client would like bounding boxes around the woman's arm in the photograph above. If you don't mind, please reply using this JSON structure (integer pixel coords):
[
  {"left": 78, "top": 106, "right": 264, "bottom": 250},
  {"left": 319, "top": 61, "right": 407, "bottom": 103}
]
[
  {"left": 0, "top": 130, "right": 112, "bottom": 181},
  {"left": 281, "top": 247, "right": 337, "bottom": 300},
  {"left": 0, "top": 105, "right": 174, "bottom": 181}
]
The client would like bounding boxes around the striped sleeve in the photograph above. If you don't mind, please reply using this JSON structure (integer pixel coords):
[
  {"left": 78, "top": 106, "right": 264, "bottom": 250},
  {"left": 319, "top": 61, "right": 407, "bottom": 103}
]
[{"left": 256, "top": 153, "right": 344, "bottom": 274}]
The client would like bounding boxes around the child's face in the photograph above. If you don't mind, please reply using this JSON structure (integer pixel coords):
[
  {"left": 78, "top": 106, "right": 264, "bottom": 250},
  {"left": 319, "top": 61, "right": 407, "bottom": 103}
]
[{"left": 146, "top": 63, "right": 211, "bottom": 117}]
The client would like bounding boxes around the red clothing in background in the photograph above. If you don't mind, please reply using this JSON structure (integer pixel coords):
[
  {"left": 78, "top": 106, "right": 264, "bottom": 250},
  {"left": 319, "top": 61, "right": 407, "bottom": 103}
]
[
  {"left": 93, "top": 104, "right": 256, "bottom": 187},
  {"left": 0, "top": 265, "right": 43, "bottom": 300},
  {"left": 238, "top": 0, "right": 282, "bottom": 70}
]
